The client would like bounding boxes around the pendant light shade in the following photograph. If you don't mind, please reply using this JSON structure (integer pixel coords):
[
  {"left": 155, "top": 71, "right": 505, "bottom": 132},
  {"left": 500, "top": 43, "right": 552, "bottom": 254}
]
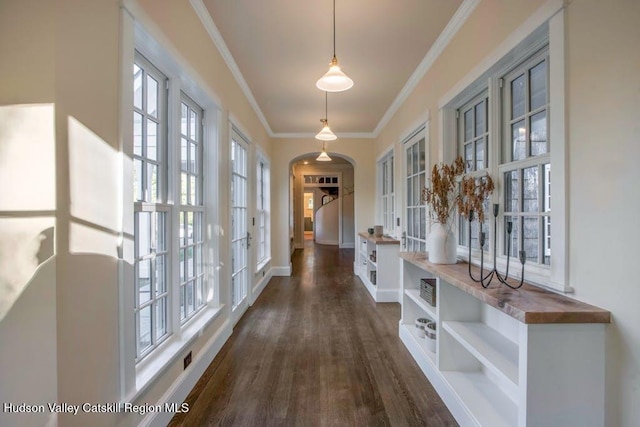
[
  {"left": 315, "top": 92, "right": 337, "bottom": 141},
  {"left": 316, "top": 56, "right": 353, "bottom": 92},
  {"left": 316, "top": 0, "right": 353, "bottom": 92},
  {"left": 315, "top": 119, "right": 337, "bottom": 141},
  {"left": 316, "top": 143, "right": 332, "bottom": 161}
]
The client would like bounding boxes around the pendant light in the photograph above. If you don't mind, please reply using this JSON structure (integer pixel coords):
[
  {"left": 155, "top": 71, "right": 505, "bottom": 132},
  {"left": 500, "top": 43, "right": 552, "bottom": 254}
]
[
  {"left": 315, "top": 92, "right": 337, "bottom": 141},
  {"left": 316, "top": 142, "right": 332, "bottom": 162},
  {"left": 316, "top": 0, "right": 353, "bottom": 92}
]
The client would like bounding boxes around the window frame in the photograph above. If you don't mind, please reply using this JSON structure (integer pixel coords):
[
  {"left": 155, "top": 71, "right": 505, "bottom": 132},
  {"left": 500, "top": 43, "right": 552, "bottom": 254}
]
[
  {"left": 403, "top": 126, "right": 428, "bottom": 252},
  {"left": 178, "top": 94, "right": 206, "bottom": 324},
  {"left": 378, "top": 149, "right": 395, "bottom": 237},
  {"left": 439, "top": 13, "right": 569, "bottom": 293},
  {"left": 119, "top": 13, "right": 223, "bottom": 400},
  {"left": 133, "top": 54, "right": 171, "bottom": 362},
  {"left": 256, "top": 153, "right": 271, "bottom": 271}
]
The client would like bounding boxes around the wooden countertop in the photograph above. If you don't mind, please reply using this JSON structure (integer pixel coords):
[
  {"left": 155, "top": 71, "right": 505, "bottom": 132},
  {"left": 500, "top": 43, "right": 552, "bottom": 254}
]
[
  {"left": 359, "top": 232, "right": 400, "bottom": 245},
  {"left": 399, "top": 252, "right": 611, "bottom": 324}
]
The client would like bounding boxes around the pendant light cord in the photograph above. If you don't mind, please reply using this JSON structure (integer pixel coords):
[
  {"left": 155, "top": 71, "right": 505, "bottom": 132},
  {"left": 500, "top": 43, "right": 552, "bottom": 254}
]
[
  {"left": 325, "top": 91, "right": 328, "bottom": 120},
  {"left": 332, "top": 0, "right": 336, "bottom": 57}
]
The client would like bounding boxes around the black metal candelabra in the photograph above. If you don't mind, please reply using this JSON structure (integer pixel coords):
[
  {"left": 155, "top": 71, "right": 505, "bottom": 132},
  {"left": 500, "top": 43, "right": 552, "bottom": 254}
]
[{"left": 467, "top": 204, "right": 526, "bottom": 289}]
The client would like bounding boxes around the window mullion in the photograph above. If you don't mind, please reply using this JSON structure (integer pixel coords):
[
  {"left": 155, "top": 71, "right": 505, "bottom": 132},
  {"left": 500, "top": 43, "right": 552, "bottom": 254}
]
[{"left": 167, "top": 80, "right": 181, "bottom": 339}]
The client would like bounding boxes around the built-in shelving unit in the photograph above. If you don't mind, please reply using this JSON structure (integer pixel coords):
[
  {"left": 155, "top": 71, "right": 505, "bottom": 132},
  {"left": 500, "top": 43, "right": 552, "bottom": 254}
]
[
  {"left": 354, "top": 232, "right": 400, "bottom": 302},
  {"left": 399, "top": 252, "right": 610, "bottom": 427}
]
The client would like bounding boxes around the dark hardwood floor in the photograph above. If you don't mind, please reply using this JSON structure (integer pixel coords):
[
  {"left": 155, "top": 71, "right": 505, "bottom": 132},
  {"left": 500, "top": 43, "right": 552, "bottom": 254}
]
[{"left": 169, "top": 239, "right": 457, "bottom": 426}]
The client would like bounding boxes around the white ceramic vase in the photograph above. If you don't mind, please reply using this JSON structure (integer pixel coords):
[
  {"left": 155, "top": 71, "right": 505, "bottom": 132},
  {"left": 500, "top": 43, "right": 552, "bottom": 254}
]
[{"left": 428, "top": 222, "right": 457, "bottom": 264}]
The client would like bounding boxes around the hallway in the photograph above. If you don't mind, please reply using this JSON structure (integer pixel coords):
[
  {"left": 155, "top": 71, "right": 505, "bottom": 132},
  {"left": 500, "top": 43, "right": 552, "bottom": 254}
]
[{"left": 170, "top": 241, "right": 457, "bottom": 426}]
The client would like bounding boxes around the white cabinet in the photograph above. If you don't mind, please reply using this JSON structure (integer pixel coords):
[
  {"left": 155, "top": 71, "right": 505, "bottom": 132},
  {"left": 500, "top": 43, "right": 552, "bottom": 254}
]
[
  {"left": 399, "top": 252, "right": 610, "bottom": 427},
  {"left": 354, "top": 232, "right": 400, "bottom": 302}
]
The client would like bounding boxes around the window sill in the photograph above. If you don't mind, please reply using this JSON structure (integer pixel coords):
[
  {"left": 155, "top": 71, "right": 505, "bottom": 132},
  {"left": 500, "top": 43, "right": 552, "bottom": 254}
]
[
  {"left": 256, "top": 257, "right": 271, "bottom": 274},
  {"left": 126, "top": 304, "right": 224, "bottom": 403}
]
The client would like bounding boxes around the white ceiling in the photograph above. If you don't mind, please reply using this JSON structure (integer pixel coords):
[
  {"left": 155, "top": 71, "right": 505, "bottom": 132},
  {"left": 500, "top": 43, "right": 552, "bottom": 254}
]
[{"left": 200, "top": 0, "right": 464, "bottom": 137}]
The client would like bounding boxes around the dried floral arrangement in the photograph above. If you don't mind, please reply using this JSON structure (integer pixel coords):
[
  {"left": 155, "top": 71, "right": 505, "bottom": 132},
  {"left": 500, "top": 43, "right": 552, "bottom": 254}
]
[
  {"left": 458, "top": 174, "right": 495, "bottom": 222},
  {"left": 422, "top": 156, "right": 494, "bottom": 226}
]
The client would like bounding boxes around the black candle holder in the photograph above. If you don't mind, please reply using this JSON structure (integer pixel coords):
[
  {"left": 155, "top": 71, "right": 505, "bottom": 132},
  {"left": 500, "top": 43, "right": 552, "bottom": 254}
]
[{"left": 467, "top": 204, "right": 526, "bottom": 289}]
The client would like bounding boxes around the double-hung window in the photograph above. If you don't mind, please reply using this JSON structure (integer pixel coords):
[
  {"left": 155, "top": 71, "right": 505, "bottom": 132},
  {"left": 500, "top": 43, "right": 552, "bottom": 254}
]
[
  {"left": 179, "top": 95, "right": 206, "bottom": 322},
  {"left": 379, "top": 151, "right": 395, "bottom": 237},
  {"left": 404, "top": 129, "right": 427, "bottom": 251},
  {"left": 451, "top": 36, "right": 555, "bottom": 286},
  {"left": 256, "top": 156, "right": 270, "bottom": 269},
  {"left": 500, "top": 51, "right": 550, "bottom": 266},
  {"left": 133, "top": 56, "right": 169, "bottom": 360},
  {"left": 132, "top": 52, "right": 211, "bottom": 364},
  {"left": 457, "top": 92, "right": 490, "bottom": 251}
]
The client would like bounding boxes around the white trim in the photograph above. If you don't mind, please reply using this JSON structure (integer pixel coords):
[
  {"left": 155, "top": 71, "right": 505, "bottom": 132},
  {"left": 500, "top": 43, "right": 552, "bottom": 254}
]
[
  {"left": 118, "top": 7, "right": 137, "bottom": 399},
  {"left": 374, "top": 289, "right": 400, "bottom": 303},
  {"left": 128, "top": 305, "right": 224, "bottom": 403},
  {"left": 547, "top": 9, "right": 569, "bottom": 292},
  {"left": 189, "top": 0, "right": 479, "bottom": 139},
  {"left": 316, "top": 239, "right": 339, "bottom": 245},
  {"left": 272, "top": 132, "right": 376, "bottom": 139},
  {"left": 438, "top": 0, "right": 563, "bottom": 109},
  {"left": 374, "top": 0, "right": 480, "bottom": 137},
  {"left": 440, "top": 3, "right": 569, "bottom": 293},
  {"left": 250, "top": 267, "right": 273, "bottom": 305},
  {"left": 228, "top": 113, "right": 254, "bottom": 146},
  {"left": 398, "top": 110, "right": 430, "bottom": 145},
  {"left": 123, "top": 0, "right": 222, "bottom": 111},
  {"left": 140, "top": 317, "right": 233, "bottom": 427},
  {"left": 189, "top": 0, "right": 272, "bottom": 136},
  {"left": 339, "top": 242, "right": 355, "bottom": 249},
  {"left": 272, "top": 265, "right": 292, "bottom": 277}
]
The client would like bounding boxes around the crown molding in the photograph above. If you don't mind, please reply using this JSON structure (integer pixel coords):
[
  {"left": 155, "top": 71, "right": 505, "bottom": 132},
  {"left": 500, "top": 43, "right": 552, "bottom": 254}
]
[
  {"left": 190, "top": 0, "right": 275, "bottom": 137},
  {"left": 191, "top": 0, "right": 478, "bottom": 140},
  {"left": 271, "top": 132, "right": 376, "bottom": 140},
  {"left": 372, "top": 0, "right": 480, "bottom": 137}
]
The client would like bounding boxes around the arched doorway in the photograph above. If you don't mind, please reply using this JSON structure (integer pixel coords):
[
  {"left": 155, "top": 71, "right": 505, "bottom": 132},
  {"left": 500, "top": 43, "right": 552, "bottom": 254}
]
[{"left": 290, "top": 153, "right": 355, "bottom": 250}]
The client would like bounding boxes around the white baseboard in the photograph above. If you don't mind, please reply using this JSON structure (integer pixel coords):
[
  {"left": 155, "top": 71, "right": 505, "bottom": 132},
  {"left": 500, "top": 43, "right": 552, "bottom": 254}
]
[
  {"left": 315, "top": 239, "right": 338, "bottom": 245},
  {"left": 272, "top": 264, "right": 291, "bottom": 276},
  {"left": 374, "top": 289, "right": 400, "bottom": 303},
  {"left": 142, "top": 319, "right": 233, "bottom": 427},
  {"left": 250, "top": 267, "right": 273, "bottom": 305},
  {"left": 340, "top": 242, "right": 355, "bottom": 248}
]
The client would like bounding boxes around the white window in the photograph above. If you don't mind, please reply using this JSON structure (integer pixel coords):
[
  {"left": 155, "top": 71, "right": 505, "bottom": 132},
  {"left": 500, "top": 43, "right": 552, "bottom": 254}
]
[
  {"left": 132, "top": 53, "right": 212, "bottom": 364},
  {"left": 457, "top": 93, "right": 491, "bottom": 251},
  {"left": 133, "top": 56, "right": 170, "bottom": 360},
  {"left": 404, "top": 128, "right": 427, "bottom": 252},
  {"left": 179, "top": 95, "right": 206, "bottom": 322},
  {"left": 501, "top": 51, "right": 550, "bottom": 266},
  {"left": 256, "top": 156, "right": 270, "bottom": 269},
  {"left": 444, "top": 18, "right": 566, "bottom": 290},
  {"left": 378, "top": 151, "right": 395, "bottom": 237}
]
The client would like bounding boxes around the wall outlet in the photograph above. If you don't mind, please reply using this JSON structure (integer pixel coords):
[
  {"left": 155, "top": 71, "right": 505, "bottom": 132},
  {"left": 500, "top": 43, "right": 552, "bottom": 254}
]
[{"left": 183, "top": 351, "right": 192, "bottom": 370}]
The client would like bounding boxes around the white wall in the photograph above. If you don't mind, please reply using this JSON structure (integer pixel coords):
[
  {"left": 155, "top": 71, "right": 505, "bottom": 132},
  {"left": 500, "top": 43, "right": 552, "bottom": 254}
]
[
  {"left": 372, "top": 0, "right": 640, "bottom": 425},
  {"left": 0, "top": 0, "right": 272, "bottom": 426},
  {"left": 566, "top": 1, "right": 640, "bottom": 425}
]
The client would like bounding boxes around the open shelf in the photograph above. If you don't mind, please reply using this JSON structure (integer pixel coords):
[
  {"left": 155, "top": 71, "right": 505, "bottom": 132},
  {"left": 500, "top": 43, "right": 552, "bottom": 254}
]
[
  {"left": 399, "top": 252, "right": 609, "bottom": 426},
  {"left": 441, "top": 370, "right": 518, "bottom": 427},
  {"left": 399, "top": 322, "right": 436, "bottom": 366},
  {"left": 442, "top": 321, "right": 519, "bottom": 387},
  {"left": 404, "top": 289, "right": 437, "bottom": 320}
]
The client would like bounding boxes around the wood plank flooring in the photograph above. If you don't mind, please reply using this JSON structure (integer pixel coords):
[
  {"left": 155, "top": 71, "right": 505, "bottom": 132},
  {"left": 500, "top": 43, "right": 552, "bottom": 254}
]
[{"left": 169, "top": 240, "right": 457, "bottom": 426}]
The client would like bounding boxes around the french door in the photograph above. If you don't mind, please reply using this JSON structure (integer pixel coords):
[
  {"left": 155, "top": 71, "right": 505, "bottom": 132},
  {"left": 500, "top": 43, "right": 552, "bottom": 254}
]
[
  {"left": 231, "top": 129, "right": 250, "bottom": 317},
  {"left": 403, "top": 126, "right": 428, "bottom": 252}
]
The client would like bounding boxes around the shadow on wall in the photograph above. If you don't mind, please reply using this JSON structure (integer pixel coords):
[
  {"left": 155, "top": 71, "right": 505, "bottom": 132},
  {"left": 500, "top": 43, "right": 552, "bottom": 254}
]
[{"left": 0, "top": 223, "right": 54, "bottom": 322}]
